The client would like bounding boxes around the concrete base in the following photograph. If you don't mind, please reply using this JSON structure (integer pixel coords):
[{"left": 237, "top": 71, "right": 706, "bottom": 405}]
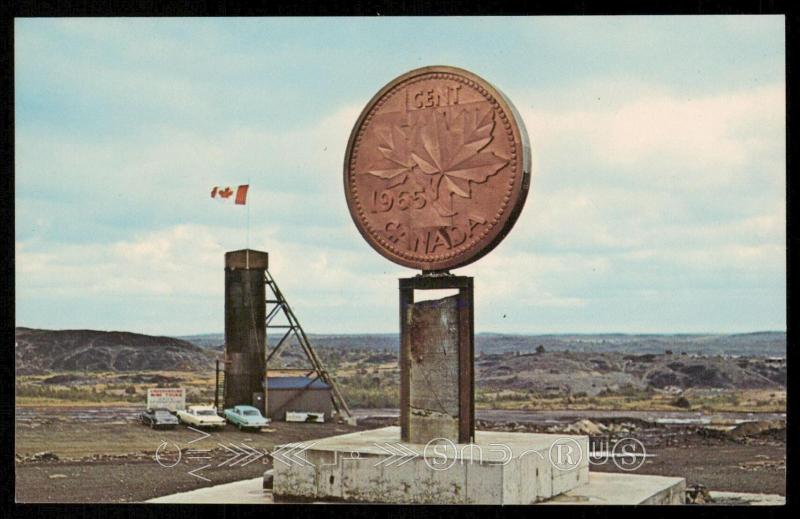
[
  {"left": 144, "top": 472, "right": 688, "bottom": 505},
  {"left": 147, "top": 477, "right": 269, "bottom": 504},
  {"left": 272, "top": 426, "right": 589, "bottom": 504},
  {"left": 542, "top": 472, "right": 686, "bottom": 505}
]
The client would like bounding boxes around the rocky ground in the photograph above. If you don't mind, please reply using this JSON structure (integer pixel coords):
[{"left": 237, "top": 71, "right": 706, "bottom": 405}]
[
  {"left": 16, "top": 405, "right": 785, "bottom": 503},
  {"left": 15, "top": 408, "right": 365, "bottom": 503},
  {"left": 359, "top": 413, "right": 787, "bottom": 497},
  {"left": 14, "top": 328, "right": 786, "bottom": 504},
  {"left": 476, "top": 350, "right": 786, "bottom": 397}
]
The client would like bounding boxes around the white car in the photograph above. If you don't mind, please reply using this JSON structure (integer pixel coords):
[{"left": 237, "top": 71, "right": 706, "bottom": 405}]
[{"left": 176, "top": 405, "right": 226, "bottom": 428}]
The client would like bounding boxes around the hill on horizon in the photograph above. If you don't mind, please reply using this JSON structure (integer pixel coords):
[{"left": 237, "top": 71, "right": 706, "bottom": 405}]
[
  {"left": 15, "top": 327, "right": 215, "bottom": 374},
  {"left": 13, "top": 327, "right": 786, "bottom": 375},
  {"left": 177, "top": 331, "right": 786, "bottom": 357}
]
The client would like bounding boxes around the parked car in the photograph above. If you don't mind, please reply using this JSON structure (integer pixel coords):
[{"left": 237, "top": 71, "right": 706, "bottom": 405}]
[
  {"left": 140, "top": 408, "right": 179, "bottom": 429},
  {"left": 176, "top": 405, "right": 226, "bottom": 428},
  {"left": 224, "top": 405, "right": 270, "bottom": 431}
]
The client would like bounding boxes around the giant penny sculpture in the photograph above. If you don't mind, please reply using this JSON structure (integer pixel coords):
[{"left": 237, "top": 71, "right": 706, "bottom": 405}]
[
  {"left": 344, "top": 66, "right": 531, "bottom": 444},
  {"left": 344, "top": 66, "right": 531, "bottom": 271}
]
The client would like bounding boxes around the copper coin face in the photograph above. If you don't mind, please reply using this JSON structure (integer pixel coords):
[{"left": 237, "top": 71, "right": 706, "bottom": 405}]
[{"left": 344, "top": 66, "right": 531, "bottom": 271}]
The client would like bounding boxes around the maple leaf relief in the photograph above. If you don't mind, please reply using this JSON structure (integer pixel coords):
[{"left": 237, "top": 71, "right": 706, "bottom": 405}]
[
  {"left": 363, "top": 105, "right": 508, "bottom": 217},
  {"left": 365, "top": 124, "right": 416, "bottom": 188}
]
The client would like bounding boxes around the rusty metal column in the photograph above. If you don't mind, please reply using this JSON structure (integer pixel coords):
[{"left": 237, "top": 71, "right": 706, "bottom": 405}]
[
  {"left": 399, "top": 280, "right": 414, "bottom": 440},
  {"left": 224, "top": 249, "right": 268, "bottom": 413},
  {"left": 457, "top": 277, "right": 475, "bottom": 443},
  {"left": 214, "top": 359, "right": 220, "bottom": 410},
  {"left": 399, "top": 275, "right": 474, "bottom": 444}
]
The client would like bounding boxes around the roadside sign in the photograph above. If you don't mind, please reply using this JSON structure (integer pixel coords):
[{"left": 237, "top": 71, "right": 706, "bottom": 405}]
[{"left": 146, "top": 388, "right": 186, "bottom": 412}]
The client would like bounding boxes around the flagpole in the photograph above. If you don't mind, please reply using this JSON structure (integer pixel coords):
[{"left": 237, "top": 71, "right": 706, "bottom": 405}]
[{"left": 246, "top": 177, "right": 251, "bottom": 269}]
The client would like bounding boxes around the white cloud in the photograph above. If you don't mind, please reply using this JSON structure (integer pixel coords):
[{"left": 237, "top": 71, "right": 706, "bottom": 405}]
[
  {"left": 16, "top": 222, "right": 400, "bottom": 333},
  {"left": 17, "top": 225, "right": 223, "bottom": 298},
  {"left": 520, "top": 82, "right": 785, "bottom": 188}
]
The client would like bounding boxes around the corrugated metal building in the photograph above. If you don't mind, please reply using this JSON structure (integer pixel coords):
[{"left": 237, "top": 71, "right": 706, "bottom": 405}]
[{"left": 266, "top": 376, "right": 333, "bottom": 420}]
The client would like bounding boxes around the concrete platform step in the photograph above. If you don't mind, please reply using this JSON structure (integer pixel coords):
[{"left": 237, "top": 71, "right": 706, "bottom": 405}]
[{"left": 542, "top": 472, "right": 685, "bottom": 505}]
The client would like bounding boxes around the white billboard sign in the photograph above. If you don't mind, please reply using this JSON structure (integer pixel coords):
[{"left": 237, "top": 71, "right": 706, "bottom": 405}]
[{"left": 146, "top": 387, "right": 186, "bottom": 412}]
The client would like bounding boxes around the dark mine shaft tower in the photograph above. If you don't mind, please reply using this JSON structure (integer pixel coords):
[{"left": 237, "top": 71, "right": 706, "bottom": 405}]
[
  {"left": 223, "top": 249, "right": 268, "bottom": 413},
  {"left": 219, "top": 248, "right": 352, "bottom": 420}
]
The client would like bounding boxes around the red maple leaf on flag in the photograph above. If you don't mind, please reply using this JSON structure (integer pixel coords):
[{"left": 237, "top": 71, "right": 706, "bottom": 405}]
[{"left": 218, "top": 187, "right": 233, "bottom": 199}]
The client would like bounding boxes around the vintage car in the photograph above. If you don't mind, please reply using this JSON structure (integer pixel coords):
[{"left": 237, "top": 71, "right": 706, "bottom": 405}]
[
  {"left": 140, "top": 408, "right": 179, "bottom": 429},
  {"left": 176, "top": 405, "right": 226, "bottom": 428},
  {"left": 224, "top": 405, "right": 270, "bottom": 431}
]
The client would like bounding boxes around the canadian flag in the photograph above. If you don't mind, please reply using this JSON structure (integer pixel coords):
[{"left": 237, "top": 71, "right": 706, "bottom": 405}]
[{"left": 211, "top": 185, "right": 249, "bottom": 205}]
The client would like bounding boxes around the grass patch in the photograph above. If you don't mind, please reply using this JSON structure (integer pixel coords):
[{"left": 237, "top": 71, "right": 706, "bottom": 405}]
[{"left": 15, "top": 370, "right": 787, "bottom": 413}]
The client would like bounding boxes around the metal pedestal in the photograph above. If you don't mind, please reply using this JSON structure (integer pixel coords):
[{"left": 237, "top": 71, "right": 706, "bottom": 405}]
[{"left": 399, "top": 275, "right": 474, "bottom": 444}]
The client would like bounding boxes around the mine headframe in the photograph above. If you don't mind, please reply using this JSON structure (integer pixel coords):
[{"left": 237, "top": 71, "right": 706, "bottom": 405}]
[{"left": 263, "top": 268, "right": 352, "bottom": 419}]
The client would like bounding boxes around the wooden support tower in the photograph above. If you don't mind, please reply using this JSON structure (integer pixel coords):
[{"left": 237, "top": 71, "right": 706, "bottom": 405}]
[{"left": 264, "top": 268, "right": 352, "bottom": 419}]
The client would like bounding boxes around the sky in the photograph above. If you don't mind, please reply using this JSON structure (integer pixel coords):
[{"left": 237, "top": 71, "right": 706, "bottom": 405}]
[{"left": 14, "top": 16, "right": 786, "bottom": 336}]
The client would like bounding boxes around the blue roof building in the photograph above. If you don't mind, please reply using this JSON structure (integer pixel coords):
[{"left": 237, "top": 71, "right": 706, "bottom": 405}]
[{"left": 265, "top": 376, "right": 333, "bottom": 419}]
